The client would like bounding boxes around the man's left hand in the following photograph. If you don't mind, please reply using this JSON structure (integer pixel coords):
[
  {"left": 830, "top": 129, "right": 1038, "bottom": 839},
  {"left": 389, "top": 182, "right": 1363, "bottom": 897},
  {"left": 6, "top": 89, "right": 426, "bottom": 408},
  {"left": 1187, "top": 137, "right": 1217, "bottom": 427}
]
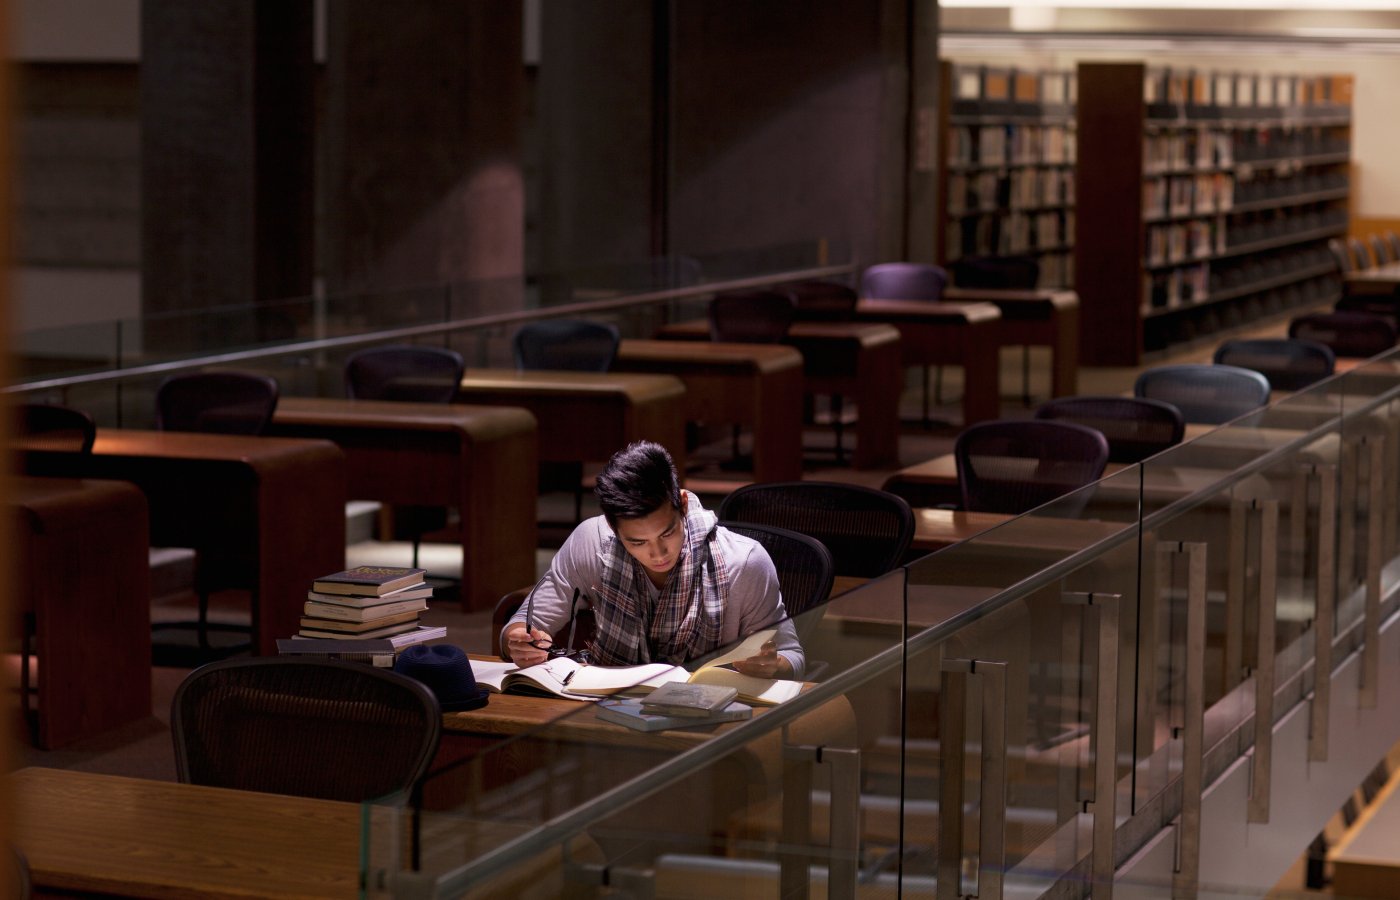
[{"left": 730, "top": 639, "right": 794, "bottom": 680}]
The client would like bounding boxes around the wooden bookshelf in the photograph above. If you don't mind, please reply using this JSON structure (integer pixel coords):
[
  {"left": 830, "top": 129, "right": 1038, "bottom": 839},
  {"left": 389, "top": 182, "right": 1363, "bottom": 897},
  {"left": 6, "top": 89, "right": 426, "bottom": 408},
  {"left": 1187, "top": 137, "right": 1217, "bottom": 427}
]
[
  {"left": 937, "top": 62, "right": 1077, "bottom": 289},
  {"left": 1076, "top": 63, "right": 1353, "bottom": 365}
]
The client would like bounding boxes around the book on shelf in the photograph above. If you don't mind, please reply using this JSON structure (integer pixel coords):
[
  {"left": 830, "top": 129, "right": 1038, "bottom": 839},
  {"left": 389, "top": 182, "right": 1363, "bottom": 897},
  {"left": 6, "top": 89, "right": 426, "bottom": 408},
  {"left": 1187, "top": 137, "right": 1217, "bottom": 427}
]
[
  {"left": 303, "top": 597, "right": 429, "bottom": 623},
  {"left": 288, "top": 624, "right": 447, "bottom": 649},
  {"left": 298, "top": 608, "right": 423, "bottom": 634},
  {"left": 275, "top": 638, "right": 397, "bottom": 667},
  {"left": 470, "top": 629, "right": 803, "bottom": 706},
  {"left": 640, "top": 682, "right": 738, "bottom": 717},
  {"left": 594, "top": 698, "right": 753, "bottom": 732},
  {"left": 306, "top": 583, "right": 434, "bottom": 606},
  {"left": 297, "top": 618, "right": 424, "bottom": 641},
  {"left": 311, "top": 565, "right": 426, "bottom": 597}
]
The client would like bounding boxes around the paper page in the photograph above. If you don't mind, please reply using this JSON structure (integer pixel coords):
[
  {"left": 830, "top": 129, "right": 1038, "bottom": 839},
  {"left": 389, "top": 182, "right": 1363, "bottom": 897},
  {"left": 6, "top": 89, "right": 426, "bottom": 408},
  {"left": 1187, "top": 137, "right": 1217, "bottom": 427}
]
[
  {"left": 470, "top": 658, "right": 519, "bottom": 692},
  {"left": 688, "top": 666, "right": 803, "bottom": 706},
  {"left": 562, "top": 661, "right": 687, "bottom": 696}
]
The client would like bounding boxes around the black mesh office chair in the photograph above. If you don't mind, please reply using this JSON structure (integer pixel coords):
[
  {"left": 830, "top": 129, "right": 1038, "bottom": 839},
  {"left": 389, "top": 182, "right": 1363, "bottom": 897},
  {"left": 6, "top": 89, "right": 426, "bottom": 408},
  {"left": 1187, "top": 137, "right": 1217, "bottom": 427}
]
[
  {"left": 512, "top": 318, "right": 621, "bottom": 372},
  {"left": 155, "top": 370, "right": 280, "bottom": 435},
  {"left": 1133, "top": 364, "right": 1271, "bottom": 425},
  {"left": 1213, "top": 338, "right": 1336, "bottom": 392},
  {"left": 14, "top": 403, "right": 96, "bottom": 453},
  {"left": 172, "top": 657, "right": 441, "bottom": 803},
  {"left": 719, "top": 521, "right": 835, "bottom": 622},
  {"left": 1328, "top": 237, "right": 1355, "bottom": 274},
  {"left": 707, "top": 290, "right": 796, "bottom": 343},
  {"left": 719, "top": 481, "right": 914, "bottom": 578},
  {"left": 1034, "top": 395, "right": 1185, "bottom": 464},
  {"left": 344, "top": 344, "right": 467, "bottom": 568},
  {"left": 1348, "top": 235, "right": 1374, "bottom": 271},
  {"left": 513, "top": 318, "right": 621, "bottom": 521},
  {"left": 1369, "top": 233, "right": 1395, "bottom": 266},
  {"left": 154, "top": 371, "right": 281, "bottom": 655},
  {"left": 345, "top": 344, "right": 465, "bottom": 403},
  {"left": 954, "top": 419, "right": 1110, "bottom": 516},
  {"left": 1289, "top": 311, "right": 1399, "bottom": 360}
]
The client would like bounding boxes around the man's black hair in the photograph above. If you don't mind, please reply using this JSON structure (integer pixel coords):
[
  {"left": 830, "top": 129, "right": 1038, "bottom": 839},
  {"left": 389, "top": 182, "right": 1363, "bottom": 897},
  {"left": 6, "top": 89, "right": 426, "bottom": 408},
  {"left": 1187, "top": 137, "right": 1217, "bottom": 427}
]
[{"left": 595, "top": 441, "right": 681, "bottom": 526}]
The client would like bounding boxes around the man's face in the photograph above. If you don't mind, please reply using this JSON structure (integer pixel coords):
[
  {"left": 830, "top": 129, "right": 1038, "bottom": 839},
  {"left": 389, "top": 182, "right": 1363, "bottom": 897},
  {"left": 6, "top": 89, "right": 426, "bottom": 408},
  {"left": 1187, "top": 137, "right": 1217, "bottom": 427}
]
[{"left": 613, "top": 497, "right": 686, "bottom": 582}]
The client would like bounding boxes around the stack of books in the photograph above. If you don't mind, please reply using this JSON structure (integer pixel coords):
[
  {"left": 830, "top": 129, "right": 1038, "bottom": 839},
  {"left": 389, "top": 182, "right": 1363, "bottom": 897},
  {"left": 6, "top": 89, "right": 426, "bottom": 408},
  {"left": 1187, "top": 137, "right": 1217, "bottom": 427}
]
[{"left": 294, "top": 566, "right": 446, "bottom": 649}]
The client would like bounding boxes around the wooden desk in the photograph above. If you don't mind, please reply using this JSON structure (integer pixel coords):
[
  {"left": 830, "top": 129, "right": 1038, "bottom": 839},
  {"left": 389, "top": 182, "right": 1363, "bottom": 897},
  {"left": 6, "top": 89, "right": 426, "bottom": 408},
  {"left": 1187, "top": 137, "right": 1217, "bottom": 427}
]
[
  {"left": 1329, "top": 770, "right": 1400, "bottom": 899},
  {"left": 853, "top": 298, "right": 1005, "bottom": 425},
  {"left": 943, "top": 286, "right": 1080, "bottom": 398},
  {"left": 457, "top": 369, "right": 688, "bottom": 474},
  {"left": 21, "top": 430, "right": 347, "bottom": 655},
  {"left": 12, "top": 477, "right": 151, "bottom": 748},
  {"left": 910, "top": 507, "right": 1132, "bottom": 554},
  {"left": 1344, "top": 261, "right": 1400, "bottom": 293},
  {"left": 654, "top": 320, "right": 903, "bottom": 468},
  {"left": 612, "top": 339, "right": 805, "bottom": 482},
  {"left": 268, "top": 397, "right": 538, "bottom": 612},
  {"left": 11, "top": 767, "right": 360, "bottom": 899}
]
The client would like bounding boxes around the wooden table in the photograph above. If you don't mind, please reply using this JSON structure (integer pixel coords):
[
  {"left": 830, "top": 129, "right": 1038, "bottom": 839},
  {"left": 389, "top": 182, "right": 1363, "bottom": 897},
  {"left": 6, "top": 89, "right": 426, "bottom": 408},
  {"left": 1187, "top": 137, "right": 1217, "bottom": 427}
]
[
  {"left": 456, "top": 369, "right": 689, "bottom": 474},
  {"left": 853, "top": 298, "right": 1005, "bottom": 425},
  {"left": 1344, "top": 261, "right": 1400, "bottom": 294},
  {"left": 20, "top": 430, "right": 347, "bottom": 656},
  {"left": 654, "top": 320, "right": 903, "bottom": 468},
  {"left": 11, "top": 767, "right": 360, "bottom": 899},
  {"left": 943, "top": 286, "right": 1080, "bottom": 398},
  {"left": 12, "top": 477, "right": 151, "bottom": 748},
  {"left": 612, "top": 339, "right": 805, "bottom": 482},
  {"left": 268, "top": 397, "right": 539, "bottom": 612}
]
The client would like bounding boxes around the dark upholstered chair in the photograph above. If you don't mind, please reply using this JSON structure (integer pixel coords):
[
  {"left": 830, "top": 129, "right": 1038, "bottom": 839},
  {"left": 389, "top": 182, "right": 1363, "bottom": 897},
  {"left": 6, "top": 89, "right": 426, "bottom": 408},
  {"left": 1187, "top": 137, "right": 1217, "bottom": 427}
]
[
  {"left": 719, "top": 481, "right": 914, "bottom": 578},
  {"left": 344, "top": 344, "right": 466, "bottom": 569},
  {"left": 719, "top": 521, "right": 835, "bottom": 621},
  {"left": 1034, "top": 395, "right": 1185, "bottom": 464},
  {"left": 707, "top": 290, "right": 796, "bottom": 343},
  {"left": 1348, "top": 236, "right": 1374, "bottom": 271},
  {"left": 1289, "top": 311, "right": 1399, "bottom": 360},
  {"left": 1134, "top": 364, "right": 1271, "bottom": 425},
  {"left": 951, "top": 254, "right": 1043, "bottom": 403},
  {"left": 1386, "top": 231, "right": 1400, "bottom": 264},
  {"left": 155, "top": 370, "right": 279, "bottom": 436},
  {"left": 1328, "top": 237, "right": 1354, "bottom": 274},
  {"left": 954, "top": 419, "right": 1110, "bottom": 516},
  {"left": 155, "top": 371, "right": 280, "bottom": 654},
  {"left": 1369, "top": 234, "right": 1395, "bottom": 266},
  {"left": 490, "top": 585, "right": 596, "bottom": 661},
  {"left": 345, "top": 344, "right": 465, "bottom": 403},
  {"left": 512, "top": 318, "right": 621, "bottom": 372},
  {"left": 172, "top": 657, "right": 440, "bottom": 803},
  {"left": 859, "top": 262, "right": 949, "bottom": 301},
  {"left": 784, "top": 281, "right": 858, "bottom": 322},
  {"left": 513, "top": 318, "right": 622, "bottom": 521},
  {"left": 1212, "top": 338, "right": 1336, "bottom": 392},
  {"left": 14, "top": 403, "right": 95, "bottom": 453}
]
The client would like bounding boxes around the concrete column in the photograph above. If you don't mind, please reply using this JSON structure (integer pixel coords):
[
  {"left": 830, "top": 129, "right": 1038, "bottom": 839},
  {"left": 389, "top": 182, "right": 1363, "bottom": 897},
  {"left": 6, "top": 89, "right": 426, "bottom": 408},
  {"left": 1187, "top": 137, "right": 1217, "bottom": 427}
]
[
  {"left": 324, "top": 1, "right": 525, "bottom": 308},
  {"left": 141, "top": 0, "right": 314, "bottom": 347}
]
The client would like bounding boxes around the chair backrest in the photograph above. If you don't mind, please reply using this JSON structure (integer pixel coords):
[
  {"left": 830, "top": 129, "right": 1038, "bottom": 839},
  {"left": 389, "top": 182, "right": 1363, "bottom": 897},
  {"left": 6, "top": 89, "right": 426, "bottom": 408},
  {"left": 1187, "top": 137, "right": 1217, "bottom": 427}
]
[
  {"left": 718, "top": 481, "right": 914, "bottom": 578},
  {"left": 1386, "top": 230, "right": 1400, "bottom": 264},
  {"left": 14, "top": 403, "right": 96, "bottom": 453},
  {"left": 345, "top": 344, "right": 465, "bottom": 403},
  {"left": 490, "top": 586, "right": 597, "bottom": 660},
  {"left": 954, "top": 419, "right": 1110, "bottom": 515},
  {"left": 784, "top": 280, "right": 858, "bottom": 322},
  {"left": 1289, "top": 311, "right": 1400, "bottom": 360},
  {"left": 1212, "top": 338, "right": 1336, "bottom": 392},
  {"left": 858, "top": 262, "right": 949, "bottom": 301},
  {"left": 512, "top": 318, "right": 621, "bottom": 371},
  {"left": 707, "top": 290, "right": 796, "bottom": 343},
  {"left": 155, "top": 371, "right": 280, "bottom": 435},
  {"left": 950, "top": 254, "right": 1040, "bottom": 290},
  {"left": 1348, "top": 235, "right": 1374, "bottom": 270},
  {"left": 172, "top": 656, "right": 441, "bottom": 802},
  {"left": 1328, "top": 237, "right": 1355, "bottom": 274},
  {"left": 1369, "top": 234, "right": 1395, "bottom": 266},
  {"left": 718, "top": 521, "right": 835, "bottom": 620},
  {"left": 1033, "top": 395, "right": 1185, "bottom": 464},
  {"left": 1133, "top": 363, "right": 1272, "bottom": 424}
]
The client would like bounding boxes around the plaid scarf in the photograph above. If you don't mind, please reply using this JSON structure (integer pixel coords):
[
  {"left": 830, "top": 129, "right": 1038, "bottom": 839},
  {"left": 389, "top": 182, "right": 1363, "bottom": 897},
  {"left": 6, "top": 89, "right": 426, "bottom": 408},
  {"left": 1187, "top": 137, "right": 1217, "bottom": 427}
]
[{"left": 588, "top": 492, "right": 728, "bottom": 666}]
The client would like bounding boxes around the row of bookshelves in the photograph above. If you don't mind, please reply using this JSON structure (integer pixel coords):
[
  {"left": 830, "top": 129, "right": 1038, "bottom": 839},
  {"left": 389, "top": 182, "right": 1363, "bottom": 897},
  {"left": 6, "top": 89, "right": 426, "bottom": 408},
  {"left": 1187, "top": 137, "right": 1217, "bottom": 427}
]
[
  {"left": 1146, "top": 211, "right": 1346, "bottom": 269},
  {"left": 1143, "top": 278, "right": 1342, "bottom": 354},
  {"left": 947, "top": 209, "right": 1074, "bottom": 260},
  {"left": 1143, "top": 127, "right": 1349, "bottom": 174},
  {"left": 1143, "top": 245, "right": 1340, "bottom": 313},
  {"left": 1144, "top": 172, "right": 1348, "bottom": 222},
  {"left": 948, "top": 168, "right": 1074, "bottom": 215},
  {"left": 946, "top": 123, "right": 1076, "bottom": 169}
]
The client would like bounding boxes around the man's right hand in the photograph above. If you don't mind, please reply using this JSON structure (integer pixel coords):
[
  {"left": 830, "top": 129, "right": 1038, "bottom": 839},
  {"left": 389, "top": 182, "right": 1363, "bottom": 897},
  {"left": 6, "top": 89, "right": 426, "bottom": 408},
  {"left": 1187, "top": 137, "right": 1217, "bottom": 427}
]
[{"left": 504, "top": 622, "right": 554, "bottom": 668}]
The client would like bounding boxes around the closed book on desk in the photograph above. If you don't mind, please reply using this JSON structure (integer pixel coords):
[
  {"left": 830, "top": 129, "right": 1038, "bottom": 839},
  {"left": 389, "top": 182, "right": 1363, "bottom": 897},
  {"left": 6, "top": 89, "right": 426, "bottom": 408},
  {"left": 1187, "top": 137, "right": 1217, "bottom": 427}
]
[
  {"left": 311, "top": 566, "right": 426, "bottom": 597},
  {"left": 298, "top": 609, "right": 422, "bottom": 634},
  {"left": 297, "top": 618, "right": 422, "bottom": 640},
  {"left": 595, "top": 698, "right": 753, "bottom": 732},
  {"left": 275, "top": 638, "right": 396, "bottom": 666},
  {"left": 307, "top": 583, "right": 434, "bottom": 607},
  {"left": 641, "top": 682, "right": 738, "bottom": 717},
  {"left": 302, "top": 598, "right": 429, "bottom": 623}
]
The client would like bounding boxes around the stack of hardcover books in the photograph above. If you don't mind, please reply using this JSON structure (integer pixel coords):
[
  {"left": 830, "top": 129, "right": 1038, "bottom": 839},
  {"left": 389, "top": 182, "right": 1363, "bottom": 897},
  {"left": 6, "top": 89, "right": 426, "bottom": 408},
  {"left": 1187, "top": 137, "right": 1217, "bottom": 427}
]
[{"left": 294, "top": 566, "right": 445, "bottom": 648}]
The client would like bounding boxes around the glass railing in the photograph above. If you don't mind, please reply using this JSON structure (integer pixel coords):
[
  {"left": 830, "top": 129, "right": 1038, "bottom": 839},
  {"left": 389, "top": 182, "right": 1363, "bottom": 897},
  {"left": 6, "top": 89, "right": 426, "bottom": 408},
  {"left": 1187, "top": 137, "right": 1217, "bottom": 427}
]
[{"left": 357, "top": 349, "right": 1400, "bottom": 898}]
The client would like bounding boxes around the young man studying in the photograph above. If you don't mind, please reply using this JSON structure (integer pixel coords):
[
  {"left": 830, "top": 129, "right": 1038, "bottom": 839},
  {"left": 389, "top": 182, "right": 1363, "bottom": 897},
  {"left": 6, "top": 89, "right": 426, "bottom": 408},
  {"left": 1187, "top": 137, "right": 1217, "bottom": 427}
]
[{"left": 502, "top": 440, "right": 804, "bottom": 679}]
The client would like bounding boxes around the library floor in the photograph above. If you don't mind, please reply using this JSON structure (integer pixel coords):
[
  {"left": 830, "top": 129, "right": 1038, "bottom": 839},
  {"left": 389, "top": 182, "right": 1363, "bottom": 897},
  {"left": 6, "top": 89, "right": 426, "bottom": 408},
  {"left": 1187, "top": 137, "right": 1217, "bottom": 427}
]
[{"left": 6, "top": 306, "right": 1372, "bottom": 895}]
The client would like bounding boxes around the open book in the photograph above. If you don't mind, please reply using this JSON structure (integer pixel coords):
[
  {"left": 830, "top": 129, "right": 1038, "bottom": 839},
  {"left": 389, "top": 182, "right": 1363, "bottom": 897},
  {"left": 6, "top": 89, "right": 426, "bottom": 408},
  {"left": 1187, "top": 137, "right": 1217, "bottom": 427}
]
[{"left": 471, "top": 629, "right": 803, "bottom": 706}]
